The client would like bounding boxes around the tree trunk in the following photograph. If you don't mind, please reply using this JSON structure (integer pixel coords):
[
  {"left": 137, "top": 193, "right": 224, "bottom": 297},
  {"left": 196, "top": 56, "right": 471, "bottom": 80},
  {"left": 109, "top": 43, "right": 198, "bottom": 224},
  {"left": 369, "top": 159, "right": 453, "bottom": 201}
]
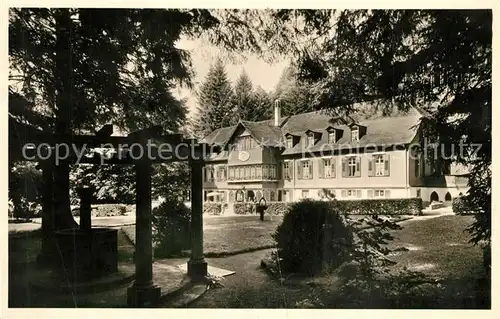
[{"left": 52, "top": 8, "right": 77, "bottom": 230}]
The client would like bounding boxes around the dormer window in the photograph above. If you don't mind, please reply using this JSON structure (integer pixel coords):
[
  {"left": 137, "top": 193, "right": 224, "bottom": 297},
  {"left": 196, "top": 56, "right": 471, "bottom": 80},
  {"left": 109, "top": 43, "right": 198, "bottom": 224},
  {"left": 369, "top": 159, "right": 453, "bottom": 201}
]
[
  {"left": 328, "top": 131, "right": 336, "bottom": 144},
  {"left": 307, "top": 133, "right": 315, "bottom": 147},
  {"left": 286, "top": 136, "right": 293, "bottom": 148},
  {"left": 351, "top": 126, "right": 359, "bottom": 142}
]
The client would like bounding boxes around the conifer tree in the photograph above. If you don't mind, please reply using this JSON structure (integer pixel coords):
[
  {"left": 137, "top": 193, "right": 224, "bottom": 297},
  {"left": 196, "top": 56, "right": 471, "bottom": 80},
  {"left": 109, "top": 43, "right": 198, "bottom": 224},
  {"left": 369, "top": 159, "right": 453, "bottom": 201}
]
[{"left": 192, "top": 58, "right": 235, "bottom": 138}]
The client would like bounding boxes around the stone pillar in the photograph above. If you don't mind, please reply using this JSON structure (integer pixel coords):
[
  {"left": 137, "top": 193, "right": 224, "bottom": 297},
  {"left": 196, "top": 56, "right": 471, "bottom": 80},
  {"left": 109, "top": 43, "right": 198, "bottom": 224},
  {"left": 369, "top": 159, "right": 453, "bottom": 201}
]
[
  {"left": 127, "top": 157, "right": 160, "bottom": 307},
  {"left": 77, "top": 186, "right": 93, "bottom": 231},
  {"left": 187, "top": 159, "right": 207, "bottom": 280},
  {"left": 37, "top": 161, "right": 55, "bottom": 265}
]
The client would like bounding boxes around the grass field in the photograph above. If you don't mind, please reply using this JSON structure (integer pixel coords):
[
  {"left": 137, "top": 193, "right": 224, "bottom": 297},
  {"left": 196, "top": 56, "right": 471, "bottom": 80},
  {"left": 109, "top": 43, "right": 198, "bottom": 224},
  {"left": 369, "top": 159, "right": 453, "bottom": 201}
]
[{"left": 387, "top": 215, "right": 483, "bottom": 279}]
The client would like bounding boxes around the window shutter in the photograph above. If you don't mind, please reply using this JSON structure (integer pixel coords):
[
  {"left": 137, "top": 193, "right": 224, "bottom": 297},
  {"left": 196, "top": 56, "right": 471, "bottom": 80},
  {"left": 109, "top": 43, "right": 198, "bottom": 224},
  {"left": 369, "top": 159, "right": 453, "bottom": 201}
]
[
  {"left": 355, "top": 156, "right": 361, "bottom": 177},
  {"left": 368, "top": 156, "right": 374, "bottom": 177},
  {"left": 342, "top": 158, "right": 347, "bottom": 177},
  {"left": 367, "top": 189, "right": 374, "bottom": 198},
  {"left": 341, "top": 190, "right": 347, "bottom": 197},
  {"left": 385, "top": 190, "right": 391, "bottom": 198},
  {"left": 384, "top": 154, "right": 390, "bottom": 176},
  {"left": 356, "top": 190, "right": 362, "bottom": 198},
  {"left": 309, "top": 160, "right": 313, "bottom": 179},
  {"left": 318, "top": 159, "right": 324, "bottom": 178},
  {"left": 289, "top": 162, "right": 294, "bottom": 179},
  {"left": 297, "top": 161, "right": 303, "bottom": 179}
]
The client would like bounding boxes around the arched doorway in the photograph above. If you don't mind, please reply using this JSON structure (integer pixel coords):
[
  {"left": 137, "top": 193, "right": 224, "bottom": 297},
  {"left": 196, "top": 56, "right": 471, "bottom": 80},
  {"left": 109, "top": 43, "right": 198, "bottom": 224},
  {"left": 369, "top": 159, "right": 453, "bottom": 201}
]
[
  {"left": 430, "top": 191, "right": 439, "bottom": 202},
  {"left": 445, "top": 192, "right": 452, "bottom": 202}
]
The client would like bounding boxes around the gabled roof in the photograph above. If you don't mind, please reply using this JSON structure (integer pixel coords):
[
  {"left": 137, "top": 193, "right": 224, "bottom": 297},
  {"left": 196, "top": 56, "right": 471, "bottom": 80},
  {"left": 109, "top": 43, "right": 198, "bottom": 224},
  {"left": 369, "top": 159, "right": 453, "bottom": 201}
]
[{"left": 201, "top": 102, "right": 423, "bottom": 156}]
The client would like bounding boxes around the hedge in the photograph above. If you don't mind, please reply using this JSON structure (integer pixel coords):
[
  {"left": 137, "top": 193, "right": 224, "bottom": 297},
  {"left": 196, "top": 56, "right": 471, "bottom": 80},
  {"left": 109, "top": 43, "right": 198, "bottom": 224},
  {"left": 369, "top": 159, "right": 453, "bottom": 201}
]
[
  {"left": 245, "top": 198, "right": 423, "bottom": 216},
  {"left": 335, "top": 198, "right": 423, "bottom": 216},
  {"left": 204, "top": 203, "right": 223, "bottom": 215},
  {"left": 233, "top": 202, "right": 256, "bottom": 215}
]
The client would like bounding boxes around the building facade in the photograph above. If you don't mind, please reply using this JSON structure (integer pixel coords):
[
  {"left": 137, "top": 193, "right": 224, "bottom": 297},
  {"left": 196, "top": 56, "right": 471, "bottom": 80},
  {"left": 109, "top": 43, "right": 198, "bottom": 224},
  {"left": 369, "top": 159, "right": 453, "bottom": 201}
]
[{"left": 200, "top": 102, "right": 469, "bottom": 206}]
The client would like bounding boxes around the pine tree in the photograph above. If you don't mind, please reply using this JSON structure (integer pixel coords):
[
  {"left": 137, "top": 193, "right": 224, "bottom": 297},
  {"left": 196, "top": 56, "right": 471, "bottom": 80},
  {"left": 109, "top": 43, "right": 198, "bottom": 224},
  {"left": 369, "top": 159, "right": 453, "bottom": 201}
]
[
  {"left": 232, "top": 70, "right": 256, "bottom": 122},
  {"left": 272, "top": 65, "right": 317, "bottom": 116},
  {"left": 192, "top": 58, "right": 235, "bottom": 138},
  {"left": 252, "top": 86, "right": 274, "bottom": 121}
]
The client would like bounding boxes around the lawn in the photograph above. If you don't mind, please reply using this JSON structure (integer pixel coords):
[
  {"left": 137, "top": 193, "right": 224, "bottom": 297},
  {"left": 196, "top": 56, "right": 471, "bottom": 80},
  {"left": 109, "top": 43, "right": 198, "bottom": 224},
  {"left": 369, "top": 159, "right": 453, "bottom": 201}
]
[
  {"left": 190, "top": 214, "right": 488, "bottom": 308},
  {"left": 122, "top": 215, "right": 283, "bottom": 257},
  {"left": 387, "top": 215, "right": 484, "bottom": 280}
]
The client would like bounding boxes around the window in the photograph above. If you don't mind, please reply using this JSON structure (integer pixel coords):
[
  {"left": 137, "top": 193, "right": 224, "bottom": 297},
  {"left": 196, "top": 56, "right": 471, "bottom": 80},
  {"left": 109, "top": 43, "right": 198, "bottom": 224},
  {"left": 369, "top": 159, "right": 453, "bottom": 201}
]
[
  {"left": 343, "top": 189, "right": 361, "bottom": 198},
  {"left": 328, "top": 131, "right": 336, "bottom": 144},
  {"left": 374, "top": 189, "right": 385, "bottom": 197},
  {"left": 321, "top": 158, "right": 336, "bottom": 178},
  {"left": 251, "top": 166, "right": 256, "bottom": 179},
  {"left": 263, "top": 165, "right": 269, "bottom": 179},
  {"left": 351, "top": 127, "right": 359, "bottom": 142},
  {"left": 205, "top": 165, "right": 215, "bottom": 182},
  {"left": 307, "top": 133, "right": 315, "bottom": 147},
  {"left": 270, "top": 166, "right": 277, "bottom": 179},
  {"left": 283, "top": 161, "right": 293, "bottom": 180},
  {"left": 286, "top": 136, "right": 293, "bottom": 148},
  {"left": 302, "top": 190, "right": 309, "bottom": 199},
  {"left": 369, "top": 154, "right": 390, "bottom": 177},
  {"left": 216, "top": 166, "right": 226, "bottom": 181},
  {"left": 256, "top": 165, "right": 262, "bottom": 178},
  {"left": 235, "top": 136, "right": 256, "bottom": 150},
  {"left": 345, "top": 156, "right": 360, "bottom": 177},
  {"left": 375, "top": 155, "right": 385, "bottom": 176},
  {"left": 298, "top": 160, "right": 313, "bottom": 179}
]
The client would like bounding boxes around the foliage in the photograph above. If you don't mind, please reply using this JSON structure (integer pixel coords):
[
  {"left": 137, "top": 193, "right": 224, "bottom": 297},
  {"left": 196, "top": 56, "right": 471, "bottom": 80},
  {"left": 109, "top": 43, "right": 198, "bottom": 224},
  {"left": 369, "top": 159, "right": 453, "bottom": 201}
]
[
  {"left": 152, "top": 199, "right": 191, "bottom": 257},
  {"left": 273, "top": 199, "right": 354, "bottom": 276},
  {"left": 263, "top": 9, "right": 491, "bottom": 259},
  {"left": 231, "top": 70, "right": 272, "bottom": 122},
  {"left": 252, "top": 86, "right": 274, "bottom": 120},
  {"left": 9, "top": 8, "right": 268, "bottom": 230},
  {"left": 264, "top": 202, "right": 291, "bottom": 215},
  {"left": 452, "top": 196, "right": 471, "bottom": 215},
  {"left": 336, "top": 271, "right": 489, "bottom": 308},
  {"left": 9, "top": 161, "right": 43, "bottom": 219},
  {"left": 337, "top": 198, "right": 422, "bottom": 216},
  {"left": 272, "top": 65, "right": 319, "bottom": 116},
  {"left": 262, "top": 198, "right": 421, "bottom": 216},
  {"left": 204, "top": 202, "right": 223, "bottom": 215},
  {"left": 191, "top": 58, "right": 235, "bottom": 138},
  {"left": 233, "top": 202, "right": 256, "bottom": 215}
]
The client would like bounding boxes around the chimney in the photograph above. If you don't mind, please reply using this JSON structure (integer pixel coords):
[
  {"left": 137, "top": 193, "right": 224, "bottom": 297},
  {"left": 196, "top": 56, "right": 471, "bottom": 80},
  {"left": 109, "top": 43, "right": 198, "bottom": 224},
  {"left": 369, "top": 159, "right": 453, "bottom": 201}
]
[{"left": 274, "top": 100, "right": 281, "bottom": 127}]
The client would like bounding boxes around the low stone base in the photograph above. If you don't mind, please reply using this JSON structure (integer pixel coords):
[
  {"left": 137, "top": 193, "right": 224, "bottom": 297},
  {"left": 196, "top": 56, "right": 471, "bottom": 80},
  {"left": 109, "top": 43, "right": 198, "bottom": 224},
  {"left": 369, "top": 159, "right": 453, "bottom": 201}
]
[
  {"left": 187, "top": 259, "right": 208, "bottom": 280},
  {"left": 127, "top": 284, "right": 161, "bottom": 307}
]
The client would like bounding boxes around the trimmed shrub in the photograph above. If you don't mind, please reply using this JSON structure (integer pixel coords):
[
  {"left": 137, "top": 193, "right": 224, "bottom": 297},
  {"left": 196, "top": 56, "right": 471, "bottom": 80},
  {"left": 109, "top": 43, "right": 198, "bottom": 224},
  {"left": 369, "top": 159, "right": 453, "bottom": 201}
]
[
  {"left": 264, "top": 202, "right": 292, "bottom": 215},
  {"left": 204, "top": 202, "right": 223, "bottom": 215},
  {"left": 234, "top": 202, "right": 256, "bottom": 215},
  {"left": 336, "top": 198, "right": 422, "bottom": 216},
  {"left": 152, "top": 200, "right": 191, "bottom": 257},
  {"left": 273, "top": 199, "right": 354, "bottom": 276}
]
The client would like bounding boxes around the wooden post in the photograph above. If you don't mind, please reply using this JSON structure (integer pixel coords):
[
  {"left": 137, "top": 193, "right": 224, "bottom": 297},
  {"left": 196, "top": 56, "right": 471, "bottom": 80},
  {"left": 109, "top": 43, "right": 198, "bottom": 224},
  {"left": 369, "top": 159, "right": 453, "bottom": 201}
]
[
  {"left": 187, "top": 159, "right": 207, "bottom": 280},
  {"left": 37, "top": 160, "right": 55, "bottom": 265},
  {"left": 77, "top": 186, "right": 93, "bottom": 231},
  {"left": 127, "top": 148, "right": 160, "bottom": 307}
]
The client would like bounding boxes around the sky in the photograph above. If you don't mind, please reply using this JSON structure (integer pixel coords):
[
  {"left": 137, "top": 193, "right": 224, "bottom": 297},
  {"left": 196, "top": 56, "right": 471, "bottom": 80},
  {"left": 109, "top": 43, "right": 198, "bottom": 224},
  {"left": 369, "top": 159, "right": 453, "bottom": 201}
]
[{"left": 173, "top": 38, "right": 289, "bottom": 119}]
